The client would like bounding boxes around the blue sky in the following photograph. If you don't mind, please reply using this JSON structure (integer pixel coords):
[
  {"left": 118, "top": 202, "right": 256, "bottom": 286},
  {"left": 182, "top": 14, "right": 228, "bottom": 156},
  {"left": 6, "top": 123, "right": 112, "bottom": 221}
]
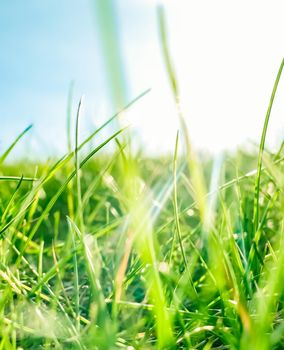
[
  {"left": 0, "top": 0, "right": 170, "bottom": 157},
  {"left": 1, "top": 0, "right": 284, "bottom": 158},
  {"left": 0, "top": 0, "right": 112, "bottom": 155}
]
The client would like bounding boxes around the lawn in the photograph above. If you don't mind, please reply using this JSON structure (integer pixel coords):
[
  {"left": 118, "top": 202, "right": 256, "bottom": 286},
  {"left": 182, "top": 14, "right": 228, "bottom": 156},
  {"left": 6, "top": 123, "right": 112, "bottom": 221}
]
[
  {"left": 1, "top": 73, "right": 284, "bottom": 349},
  {"left": 1, "top": 3, "right": 284, "bottom": 349}
]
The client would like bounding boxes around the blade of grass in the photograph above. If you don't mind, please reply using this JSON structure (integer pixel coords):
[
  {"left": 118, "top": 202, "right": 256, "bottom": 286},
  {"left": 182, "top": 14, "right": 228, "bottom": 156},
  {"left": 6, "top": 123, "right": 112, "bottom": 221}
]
[
  {"left": 0, "top": 176, "right": 36, "bottom": 182},
  {"left": 74, "top": 97, "right": 84, "bottom": 230},
  {"left": 0, "top": 124, "right": 33, "bottom": 165},
  {"left": 253, "top": 58, "right": 284, "bottom": 232},
  {"left": 173, "top": 131, "right": 187, "bottom": 268},
  {"left": 157, "top": 5, "right": 207, "bottom": 224}
]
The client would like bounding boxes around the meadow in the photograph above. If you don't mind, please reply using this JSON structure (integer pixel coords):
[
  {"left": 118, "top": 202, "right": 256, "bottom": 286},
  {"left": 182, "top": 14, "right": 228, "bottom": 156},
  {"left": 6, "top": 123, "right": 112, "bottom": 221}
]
[
  {"left": 1, "top": 4, "right": 284, "bottom": 350},
  {"left": 1, "top": 68, "right": 284, "bottom": 349}
]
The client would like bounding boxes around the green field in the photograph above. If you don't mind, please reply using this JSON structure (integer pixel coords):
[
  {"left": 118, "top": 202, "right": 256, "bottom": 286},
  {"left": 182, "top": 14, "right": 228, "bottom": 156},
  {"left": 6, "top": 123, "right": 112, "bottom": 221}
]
[
  {"left": 1, "top": 3, "right": 284, "bottom": 349},
  {"left": 1, "top": 72, "right": 284, "bottom": 349}
]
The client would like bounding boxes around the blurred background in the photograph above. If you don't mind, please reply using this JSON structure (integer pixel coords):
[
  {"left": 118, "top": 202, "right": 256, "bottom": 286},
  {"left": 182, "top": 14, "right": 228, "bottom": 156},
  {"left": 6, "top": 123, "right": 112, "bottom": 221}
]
[{"left": 1, "top": 0, "right": 284, "bottom": 158}]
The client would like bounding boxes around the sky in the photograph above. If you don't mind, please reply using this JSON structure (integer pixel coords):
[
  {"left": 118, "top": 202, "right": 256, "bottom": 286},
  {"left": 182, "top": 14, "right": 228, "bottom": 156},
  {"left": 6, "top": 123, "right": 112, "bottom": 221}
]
[{"left": 1, "top": 0, "right": 284, "bottom": 159}]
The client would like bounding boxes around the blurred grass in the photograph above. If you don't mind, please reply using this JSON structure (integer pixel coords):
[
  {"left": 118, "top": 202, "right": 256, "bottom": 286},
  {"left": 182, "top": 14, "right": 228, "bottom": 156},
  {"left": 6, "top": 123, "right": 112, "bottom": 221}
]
[
  {"left": 1, "top": 112, "right": 284, "bottom": 349},
  {"left": 0, "top": 1, "right": 284, "bottom": 349}
]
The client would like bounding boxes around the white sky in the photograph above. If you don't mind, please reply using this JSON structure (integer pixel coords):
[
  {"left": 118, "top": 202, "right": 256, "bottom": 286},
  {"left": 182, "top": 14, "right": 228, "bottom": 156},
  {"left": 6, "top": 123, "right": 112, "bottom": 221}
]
[{"left": 124, "top": 0, "right": 284, "bottom": 154}]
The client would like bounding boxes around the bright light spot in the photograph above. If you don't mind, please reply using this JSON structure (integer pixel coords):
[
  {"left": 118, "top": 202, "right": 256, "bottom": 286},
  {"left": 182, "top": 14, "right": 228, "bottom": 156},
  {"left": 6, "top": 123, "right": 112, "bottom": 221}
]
[
  {"left": 158, "top": 262, "right": 169, "bottom": 273},
  {"left": 187, "top": 209, "right": 194, "bottom": 217}
]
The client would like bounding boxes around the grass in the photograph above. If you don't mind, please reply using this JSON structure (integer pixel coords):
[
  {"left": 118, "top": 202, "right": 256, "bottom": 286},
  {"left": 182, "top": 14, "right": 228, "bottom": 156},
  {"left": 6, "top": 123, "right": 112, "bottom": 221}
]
[
  {"left": 1, "top": 3, "right": 284, "bottom": 349},
  {"left": 1, "top": 81, "right": 284, "bottom": 349}
]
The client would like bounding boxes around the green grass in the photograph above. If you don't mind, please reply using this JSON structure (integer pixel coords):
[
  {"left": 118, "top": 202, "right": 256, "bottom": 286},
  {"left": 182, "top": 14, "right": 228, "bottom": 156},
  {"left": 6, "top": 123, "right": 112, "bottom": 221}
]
[
  {"left": 1, "top": 3, "right": 284, "bottom": 349},
  {"left": 1, "top": 82, "right": 284, "bottom": 349}
]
